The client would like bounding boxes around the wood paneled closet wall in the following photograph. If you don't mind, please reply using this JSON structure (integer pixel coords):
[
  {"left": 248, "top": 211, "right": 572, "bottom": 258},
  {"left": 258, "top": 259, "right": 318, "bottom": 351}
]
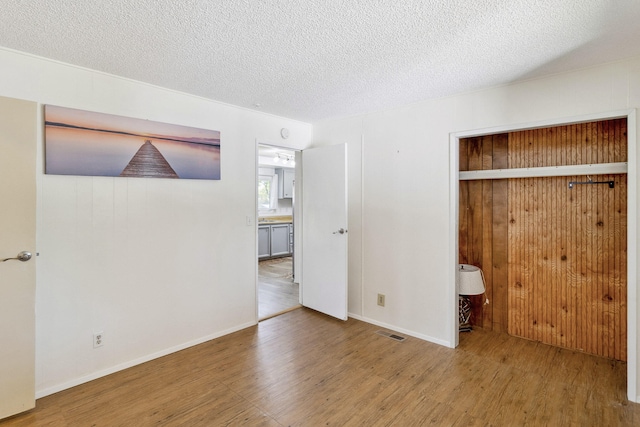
[{"left": 459, "top": 119, "right": 627, "bottom": 361}]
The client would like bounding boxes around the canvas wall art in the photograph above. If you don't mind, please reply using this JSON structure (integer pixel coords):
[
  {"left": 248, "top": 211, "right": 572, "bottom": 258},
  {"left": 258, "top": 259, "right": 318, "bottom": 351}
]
[{"left": 44, "top": 105, "right": 221, "bottom": 180}]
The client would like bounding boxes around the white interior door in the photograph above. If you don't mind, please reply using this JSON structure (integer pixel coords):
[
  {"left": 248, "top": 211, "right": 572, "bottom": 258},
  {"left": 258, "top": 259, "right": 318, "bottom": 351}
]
[
  {"left": 0, "top": 96, "right": 37, "bottom": 419},
  {"left": 301, "top": 144, "right": 348, "bottom": 320}
]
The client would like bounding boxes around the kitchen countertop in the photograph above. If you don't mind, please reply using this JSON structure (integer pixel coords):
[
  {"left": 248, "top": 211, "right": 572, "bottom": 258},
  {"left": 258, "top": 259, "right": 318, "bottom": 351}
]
[{"left": 258, "top": 215, "right": 292, "bottom": 225}]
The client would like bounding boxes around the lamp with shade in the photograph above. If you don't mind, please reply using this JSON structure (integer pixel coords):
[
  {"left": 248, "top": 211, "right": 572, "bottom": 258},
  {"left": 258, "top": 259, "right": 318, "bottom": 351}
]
[{"left": 458, "top": 264, "right": 487, "bottom": 331}]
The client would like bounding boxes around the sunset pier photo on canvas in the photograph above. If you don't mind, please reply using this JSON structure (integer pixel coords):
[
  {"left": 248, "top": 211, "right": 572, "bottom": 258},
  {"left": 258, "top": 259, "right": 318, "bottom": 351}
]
[{"left": 44, "top": 105, "right": 220, "bottom": 180}]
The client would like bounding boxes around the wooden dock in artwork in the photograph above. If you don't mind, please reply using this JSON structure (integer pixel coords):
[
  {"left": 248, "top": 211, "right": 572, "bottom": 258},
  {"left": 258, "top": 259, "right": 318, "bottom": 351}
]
[{"left": 120, "top": 140, "right": 179, "bottom": 178}]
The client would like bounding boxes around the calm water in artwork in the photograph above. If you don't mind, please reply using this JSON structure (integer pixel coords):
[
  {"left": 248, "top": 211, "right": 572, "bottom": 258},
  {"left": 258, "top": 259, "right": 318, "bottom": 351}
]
[{"left": 45, "top": 105, "right": 221, "bottom": 180}]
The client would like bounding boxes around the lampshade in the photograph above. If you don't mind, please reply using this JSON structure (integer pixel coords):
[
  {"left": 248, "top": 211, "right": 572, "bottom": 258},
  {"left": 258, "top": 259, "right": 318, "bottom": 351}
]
[{"left": 458, "top": 264, "right": 485, "bottom": 295}]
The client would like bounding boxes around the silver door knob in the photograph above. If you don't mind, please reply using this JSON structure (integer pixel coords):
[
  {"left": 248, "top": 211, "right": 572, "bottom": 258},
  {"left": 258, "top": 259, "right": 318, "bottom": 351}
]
[
  {"left": 2, "top": 251, "right": 32, "bottom": 262},
  {"left": 332, "top": 228, "right": 347, "bottom": 235}
]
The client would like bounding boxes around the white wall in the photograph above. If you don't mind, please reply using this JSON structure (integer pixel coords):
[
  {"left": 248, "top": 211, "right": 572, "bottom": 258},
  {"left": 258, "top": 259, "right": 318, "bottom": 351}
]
[
  {"left": 0, "top": 48, "right": 312, "bottom": 397},
  {"left": 314, "top": 56, "right": 640, "bottom": 401}
]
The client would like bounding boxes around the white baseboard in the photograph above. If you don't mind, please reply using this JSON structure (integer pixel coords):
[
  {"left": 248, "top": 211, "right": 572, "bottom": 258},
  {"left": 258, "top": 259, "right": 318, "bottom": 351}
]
[
  {"left": 35, "top": 321, "right": 257, "bottom": 399},
  {"left": 347, "top": 312, "right": 454, "bottom": 348}
]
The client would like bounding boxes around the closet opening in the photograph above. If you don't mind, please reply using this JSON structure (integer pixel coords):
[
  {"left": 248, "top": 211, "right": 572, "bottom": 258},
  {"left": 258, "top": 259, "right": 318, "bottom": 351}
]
[{"left": 449, "top": 110, "right": 637, "bottom": 401}]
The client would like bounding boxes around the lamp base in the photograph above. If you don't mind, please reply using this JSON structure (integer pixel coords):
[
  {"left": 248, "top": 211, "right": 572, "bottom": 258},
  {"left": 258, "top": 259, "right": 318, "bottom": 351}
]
[{"left": 459, "top": 295, "right": 472, "bottom": 332}]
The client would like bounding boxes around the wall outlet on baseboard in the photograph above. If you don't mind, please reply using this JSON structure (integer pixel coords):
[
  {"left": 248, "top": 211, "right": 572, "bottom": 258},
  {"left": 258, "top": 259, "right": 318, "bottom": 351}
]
[
  {"left": 94, "top": 331, "right": 104, "bottom": 348},
  {"left": 377, "top": 293, "right": 385, "bottom": 307}
]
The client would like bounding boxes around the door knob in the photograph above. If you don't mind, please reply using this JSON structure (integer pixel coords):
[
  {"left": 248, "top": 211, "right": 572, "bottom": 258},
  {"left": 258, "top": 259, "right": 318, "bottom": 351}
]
[
  {"left": 2, "top": 251, "right": 32, "bottom": 262},
  {"left": 332, "top": 228, "right": 347, "bottom": 235}
]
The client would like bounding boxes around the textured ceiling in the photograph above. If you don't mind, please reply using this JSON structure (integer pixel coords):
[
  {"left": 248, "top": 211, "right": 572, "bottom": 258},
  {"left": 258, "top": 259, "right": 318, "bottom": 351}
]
[{"left": 1, "top": 1, "right": 640, "bottom": 122}]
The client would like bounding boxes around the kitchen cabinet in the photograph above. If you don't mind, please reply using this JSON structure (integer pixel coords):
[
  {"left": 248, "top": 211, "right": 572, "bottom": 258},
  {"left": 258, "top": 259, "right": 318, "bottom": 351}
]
[
  {"left": 277, "top": 168, "right": 294, "bottom": 199},
  {"left": 258, "top": 222, "right": 293, "bottom": 259},
  {"left": 258, "top": 226, "right": 271, "bottom": 259},
  {"left": 289, "top": 223, "right": 293, "bottom": 254},
  {"left": 270, "top": 223, "right": 290, "bottom": 257}
]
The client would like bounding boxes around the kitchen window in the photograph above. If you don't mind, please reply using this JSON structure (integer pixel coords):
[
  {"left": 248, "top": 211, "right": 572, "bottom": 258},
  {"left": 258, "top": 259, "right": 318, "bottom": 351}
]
[{"left": 258, "top": 174, "right": 278, "bottom": 211}]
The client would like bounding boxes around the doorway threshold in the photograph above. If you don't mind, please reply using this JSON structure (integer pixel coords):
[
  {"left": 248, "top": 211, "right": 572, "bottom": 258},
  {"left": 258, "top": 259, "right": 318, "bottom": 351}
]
[{"left": 259, "top": 304, "right": 302, "bottom": 322}]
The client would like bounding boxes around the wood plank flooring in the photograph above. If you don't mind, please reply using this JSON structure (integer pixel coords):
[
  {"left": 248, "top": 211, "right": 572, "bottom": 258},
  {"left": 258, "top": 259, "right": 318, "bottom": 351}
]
[
  {"left": 258, "top": 257, "right": 300, "bottom": 320},
  {"left": 2, "top": 308, "right": 639, "bottom": 426}
]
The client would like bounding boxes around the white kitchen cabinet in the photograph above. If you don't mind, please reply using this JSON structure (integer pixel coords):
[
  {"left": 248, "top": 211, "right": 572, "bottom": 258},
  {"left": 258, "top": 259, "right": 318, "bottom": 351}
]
[
  {"left": 258, "top": 226, "right": 271, "bottom": 259},
  {"left": 277, "top": 168, "right": 295, "bottom": 199}
]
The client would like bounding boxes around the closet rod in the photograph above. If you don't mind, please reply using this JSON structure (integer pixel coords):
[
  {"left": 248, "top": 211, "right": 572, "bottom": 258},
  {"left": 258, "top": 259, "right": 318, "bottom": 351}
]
[{"left": 568, "top": 180, "right": 614, "bottom": 189}]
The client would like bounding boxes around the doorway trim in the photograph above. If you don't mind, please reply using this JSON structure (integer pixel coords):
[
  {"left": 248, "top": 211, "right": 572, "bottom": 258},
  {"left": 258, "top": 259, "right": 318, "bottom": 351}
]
[{"left": 449, "top": 109, "right": 637, "bottom": 402}]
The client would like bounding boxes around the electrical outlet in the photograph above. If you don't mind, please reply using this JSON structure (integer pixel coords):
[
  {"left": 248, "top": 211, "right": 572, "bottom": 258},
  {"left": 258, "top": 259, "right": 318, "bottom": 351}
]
[
  {"left": 377, "top": 293, "right": 385, "bottom": 307},
  {"left": 93, "top": 331, "right": 104, "bottom": 348}
]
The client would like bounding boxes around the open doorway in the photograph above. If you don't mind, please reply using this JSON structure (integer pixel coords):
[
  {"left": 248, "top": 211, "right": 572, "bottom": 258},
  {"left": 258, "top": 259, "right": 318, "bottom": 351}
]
[{"left": 257, "top": 144, "right": 300, "bottom": 320}]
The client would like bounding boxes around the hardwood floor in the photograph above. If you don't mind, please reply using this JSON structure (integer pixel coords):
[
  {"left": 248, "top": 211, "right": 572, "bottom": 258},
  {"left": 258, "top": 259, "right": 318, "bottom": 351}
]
[
  {"left": 258, "top": 257, "right": 299, "bottom": 320},
  {"left": 2, "top": 308, "right": 639, "bottom": 426}
]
